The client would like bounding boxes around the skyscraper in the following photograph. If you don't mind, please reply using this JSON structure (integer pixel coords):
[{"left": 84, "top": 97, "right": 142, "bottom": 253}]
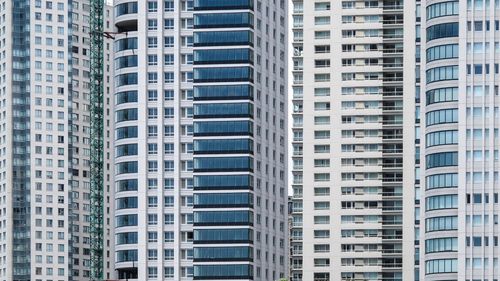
[
  {"left": 0, "top": 0, "right": 114, "bottom": 280},
  {"left": 192, "top": 0, "right": 288, "bottom": 280},
  {"left": 289, "top": 0, "right": 416, "bottom": 280},
  {"left": 420, "top": 0, "right": 500, "bottom": 279},
  {"left": 289, "top": 1, "right": 304, "bottom": 279},
  {"left": 112, "top": 0, "right": 288, "bottom": 280}
]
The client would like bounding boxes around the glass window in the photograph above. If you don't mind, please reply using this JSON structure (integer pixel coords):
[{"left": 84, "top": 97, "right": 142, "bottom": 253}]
[
  {"left": 194, "top": 157, "right": 253, "bottom": 172},
  {"left": 115, "top": 73, "right": 138, "bottom": 87},
  {"left": 194, "top": 67, "right": 253, "bottom": 82},
  {"left": 426, "top": 44, "right": 459, "bottom": 62},
  {"left": 115, "top": 214, "right": 138, "bottom": 227},
  {"left": 115, "top": 2, "right": 138, "bottom": 16},
  {"left": 194, "top": 247, "right": 252, "bottom": 261},
  {"left": 194, "top": 48, "right": 253, "bottom": 64},
  {"left": 425, "top": 216, "right": 458, "bottom": 232},
  {"left": 115, "top": 55, "right": 138, "bottom": 70},
  {"left": 116, "top": 232, "right": 138, "bottom": 245},
  {"left": 426, "top": 87, "right": 458, "bottom": 104},
  {"left": 115, "top": 126, "right": 138, "bottom": 140},
  {"left": 194, "top": 228, "right": 252, "bottom": 242},
  {"left": 425, "top": 194, "right": 458, "bottom": 211},
  {"left": 115, "top": 161, "right": 138, "bottom": 174},
  {"left": 116, "top": 250, "right": 138, "bottom": 262},
  {"left": 194, "top": 13, "right": 253, "bottom": 28},
  {"left": 115, "top": 90, "right": 138, "bottom": 105},
  {"left": 194, "top": 139, "right": 252, "bottom": 154},
  {"left": 116, "top": 108, "right": 138, "bottom": 122},
  {"left": 116, "top": 179, "right": 138, "bottom": 192},
  {"left": 426, "top": 152, "right": 458, "bottom": 169},
  {"left": 194, "top": 264, "right": 252, "bottom": 279},
  {"left": 194, "top": 0, "right": 253, "bottom": 10},
  {"left": 426, "top": 130, "right": 458, "bottom": 147},
  {"left": 115, "top": 144, "right": 138, "bottom": 157},
  {"left": 194, "top": 31, "right": 253, "bottom": 46},
  {"left": 426, "top": 65, "right": 458, "bottom": 83},
  {"left": 426, "top": 22, "right": 459, "bottom": 42},
  {"left": 194, "top": 103, "right": 253, "bottom": 118},
  {"left": 116, "top": 197, "right": 138, "bottom": 209},
  {"left": 425, "top": 259, "right": 458, "bottom": 274},
  {"left": 194, "top": 84, "right": 253, "bottom": 100},
  {"left": 426, "top": 1, "right": 459, "bottom": 19},
  {"left": 194, "top": 211, "right": 253, "bottom": 225},
  {"left": 425, "top": 108, "right": 458, "bottom": 126},
  {"left": 425, "top": 237, "right": 458, "bottom": 253},
  {"left": 194, "top": 121, "right": 253, "bottom": 136}
]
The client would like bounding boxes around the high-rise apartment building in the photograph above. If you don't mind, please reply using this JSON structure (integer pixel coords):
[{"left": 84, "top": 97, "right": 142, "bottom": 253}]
[
  {"left": 290, "top": 0, "right": 417, "bottom": 280},
  {"left": 289, "top": 1, "right": 304, "bottom": 279},
  {"left": 191, "top": 0, "right": 288, "bottom": 280},
  {"left": 112, "top": 0, "right": 288, "bottom": 280},
  {"left": 420, "top": 0, "right": 500, "bottom": 279},
  {"left": 0, "top": 1, "right": 114, "bottom": 280}
]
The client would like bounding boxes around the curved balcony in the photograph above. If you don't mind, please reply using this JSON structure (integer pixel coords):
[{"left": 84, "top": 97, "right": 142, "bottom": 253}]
[{"left": 115, "top": 2, "right": 138, "bottom": 32}]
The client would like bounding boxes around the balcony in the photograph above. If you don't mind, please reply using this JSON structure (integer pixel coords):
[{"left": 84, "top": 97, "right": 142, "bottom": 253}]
[
  {"left": 382, "top": 4, "right": 403, "bottom": 10},
  {"left": 291, "top": 264, "right": 303, "bottom": 270}
]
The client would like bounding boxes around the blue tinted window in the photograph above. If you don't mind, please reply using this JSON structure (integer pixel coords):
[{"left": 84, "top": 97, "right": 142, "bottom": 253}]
[
  {"left": 115, "top": 37, "right": 138, "bottom": 52},
  {"left": 426, "top": 1, "right": 458, "bottom": 19},
  {"left": 116, "top": 197, "right": 138, "bottom": 209},
  {"left": 194, "top": 0, "right": 253, "bottom": 10},
  {"left": 194, "top": 211, "right": 253, "bottom": 225},
  {"left": 115, "top": 73, "right": 138, "bottom": 87},
  {"left": 426, "top": 152, "right": 458, "bottom": 169},
  {"left": 425, "top": 216, "right": 458, "bottom": 232},
  {"left": 426, "top": 130, "right": 458, "bottom": 147},
  {"left": 115, "top": 55, "right": 138, "bottom": 70},
  {"left": 426, "top": 44, "right": 458, "bottom": 62},
  {"left": 426, "top": 22, "right": 459, "bottom": 41},
  {"left": 115, "top": 2, "right": 138, "bottom": 16},
  {"left": 194, "top": 13, "right": 253, "bottom": 28},
  {"left": 116, "top": 144, "right": 138, "bottom": 157},
  {"left": 116, "top": 179, "right": 138, "bottom": 192},
  {"left": 425, "top": 108, "right": 458, "bottom": 126},
  {"left": 115, "top": 126, "right": 138, "bottom": 140},
  {"left": 116, "top": 161, "right": 138, "bottom": 174},
  {"left": 116, "top": 232, "right": 138, "bottom": 245},
  {"left": 194, "top": 156, "right": 253, "bottom": 172},
  {"left": 194, "top": 48, "right": 253, "bottom": 64},
  {"left": 194, "top": 84, "right": 253, "bottom": 100},
  {"left": 425, "top": 194, "right": 458, "bottom": 211},
  {"left": 425, "top": 237, "right": 458, "bottom": 253},
  {"left": 426, "top": 87, "right": 458, "bottom": 104},
  {"left": 115, "top": 214, "right": 138, "bottom": 227},
  {"left": 425, "top": 259, "right": 457, "bottom": 274},
  {"left": 194, "top": 30, "right": 253, "bottom": 46},
  {"left": 116, "top": 108, "right": 138, "bottom": 122},
  {"left": 426, "top": 65, "right": 458, "bottom": 83},
  {"left": 194, "top": 175, "right": 253, "bottom": 190},
  {"left": 194, "top": 228, "right": 253, "bottom": 242},
  {"left": 194, "top": 121, "right": 253, "bottom": 136},
  {"left": 426, "top": 173, "right": 458, "bottom": 189},
  {"left": 194, "top": 139, "right": 253, "bottom": 154},
  {"left": 194, "top": 103, "right": 253, "bottom": 118},
  {"left": 194, "top": 246, "right": 253, "bottom": 261},
  {"left": 194, "top": 264, "right": 253, "bottom": 278},
  {"left": 194, "top": 67, "right": 253, "bottom": 82},
  {"left": 115, "top": 90, "right": 138, "bottom": 105},
  {"left": 116, "top": 249, "right": 138, "bottom": 262},
  {"left": 194, "top": 193, "right": 253, "bottom": 207}
]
